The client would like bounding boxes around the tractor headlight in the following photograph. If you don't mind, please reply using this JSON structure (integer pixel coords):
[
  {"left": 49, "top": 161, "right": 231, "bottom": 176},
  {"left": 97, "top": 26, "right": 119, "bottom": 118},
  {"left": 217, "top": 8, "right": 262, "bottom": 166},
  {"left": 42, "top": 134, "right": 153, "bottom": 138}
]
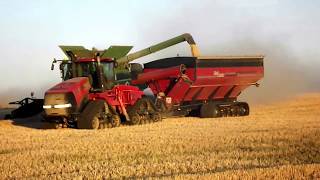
[
  {"left": 43, "top": 105, "right": 52, "bottom": 109},
  {"left": 53, "top": 103, "right": 72, "bottom": 109},
  {"left": 43, "top": 103, "right": 72, "bottom": 109}
]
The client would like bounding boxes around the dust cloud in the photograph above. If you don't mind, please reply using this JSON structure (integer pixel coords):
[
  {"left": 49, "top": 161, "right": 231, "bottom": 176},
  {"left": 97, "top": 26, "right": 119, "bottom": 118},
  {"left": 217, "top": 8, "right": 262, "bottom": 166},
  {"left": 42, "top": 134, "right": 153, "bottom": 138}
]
[
  {"left": 134, "top": 36, "right": 320, "bottom": 104},
  {"left": 0, "top": 86, "right": 48, "bottom": 107},
  {"left": 131, "top": 1, "right": 320, "bottom": 104},
  {"left": 1, "top": 1, "right": 319, "bottom": 106},
  {"left": 232, "top": 38, "right": 318, "bottom": 104}
]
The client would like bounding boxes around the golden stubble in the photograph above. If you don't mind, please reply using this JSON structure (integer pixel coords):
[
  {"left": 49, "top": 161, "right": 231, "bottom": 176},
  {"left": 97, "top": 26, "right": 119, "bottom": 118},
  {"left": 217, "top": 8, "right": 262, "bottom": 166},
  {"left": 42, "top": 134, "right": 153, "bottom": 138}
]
[{"left": 0, "top": 93, "right": 319, "bottom": 179}]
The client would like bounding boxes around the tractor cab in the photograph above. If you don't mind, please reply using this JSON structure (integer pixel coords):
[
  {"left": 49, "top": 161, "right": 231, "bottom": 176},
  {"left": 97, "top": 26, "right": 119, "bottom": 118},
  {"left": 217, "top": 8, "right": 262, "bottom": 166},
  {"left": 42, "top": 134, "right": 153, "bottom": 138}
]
[
  {"left": 75, "top": 58, "right": 115, "bottom": 90},
  {"left": 52, "top": 45, "right": 134, "bottom": 90}
]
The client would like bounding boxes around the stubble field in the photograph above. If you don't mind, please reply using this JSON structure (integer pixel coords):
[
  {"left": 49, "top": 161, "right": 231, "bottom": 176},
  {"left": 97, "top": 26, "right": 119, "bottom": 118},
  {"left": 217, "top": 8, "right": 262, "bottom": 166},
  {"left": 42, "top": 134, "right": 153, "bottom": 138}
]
[{"left": 0, "top": 94, "right": 319, "bottom": 179}]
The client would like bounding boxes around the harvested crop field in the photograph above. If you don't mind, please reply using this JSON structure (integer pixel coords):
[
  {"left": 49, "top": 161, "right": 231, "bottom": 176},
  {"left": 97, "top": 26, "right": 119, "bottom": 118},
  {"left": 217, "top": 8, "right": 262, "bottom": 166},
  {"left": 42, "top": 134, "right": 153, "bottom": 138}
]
[{"left": 0, "top": 94, "right": 319, "bottom": 179}]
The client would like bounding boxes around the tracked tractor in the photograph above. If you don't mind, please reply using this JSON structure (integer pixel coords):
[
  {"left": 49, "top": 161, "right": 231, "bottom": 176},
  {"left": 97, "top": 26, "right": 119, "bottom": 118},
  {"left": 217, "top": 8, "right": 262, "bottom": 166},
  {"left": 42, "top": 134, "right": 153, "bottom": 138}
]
[{"left": 43, "top": 33, "right": 201, "bottom": 129}]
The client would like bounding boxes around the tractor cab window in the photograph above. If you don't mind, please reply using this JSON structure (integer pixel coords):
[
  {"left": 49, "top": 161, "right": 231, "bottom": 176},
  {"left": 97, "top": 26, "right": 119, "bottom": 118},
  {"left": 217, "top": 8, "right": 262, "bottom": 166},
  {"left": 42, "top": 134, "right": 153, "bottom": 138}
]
[
  {"left": 77, "top": 62, "right": 115, "bottom": 90},
  {"left": 79, "top": 62, "right": 97, "bottom": 77},
  {"left": 77, "top": 62, "right": 99, "bottom": 88},
  {"left": 60, "top": 62, "right": 72, "bottom": 81},
  {"left": 101, "top": 62, "right": 115, "bottom": 89},
  {"left": 101, "top": 62, "right": 115, "bottom": 82}
]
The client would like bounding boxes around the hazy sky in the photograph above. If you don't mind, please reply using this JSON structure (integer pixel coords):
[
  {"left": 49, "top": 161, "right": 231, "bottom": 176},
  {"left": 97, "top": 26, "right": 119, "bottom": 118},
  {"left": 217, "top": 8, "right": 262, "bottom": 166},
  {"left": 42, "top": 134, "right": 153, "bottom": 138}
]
[{"left": 0, "top": 0, "right": 319, "bottom": 103}]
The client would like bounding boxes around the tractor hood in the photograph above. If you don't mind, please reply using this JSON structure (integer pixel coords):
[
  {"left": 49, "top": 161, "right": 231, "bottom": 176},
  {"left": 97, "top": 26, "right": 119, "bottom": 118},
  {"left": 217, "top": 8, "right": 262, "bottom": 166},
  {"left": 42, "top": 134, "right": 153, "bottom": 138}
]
[
  {"left": 45, "top": 77, "right": 91, "bottom": 107},
  {"left": 46, "top": 77, "right": 90, "bottom": 94}
]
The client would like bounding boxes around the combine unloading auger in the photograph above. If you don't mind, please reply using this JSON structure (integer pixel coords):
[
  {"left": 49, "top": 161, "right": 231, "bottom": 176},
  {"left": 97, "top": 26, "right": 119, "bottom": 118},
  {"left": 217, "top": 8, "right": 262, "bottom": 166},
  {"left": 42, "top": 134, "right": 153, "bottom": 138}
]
[{"left": 116, "top": 33, "right": 200, "bottom": 68}]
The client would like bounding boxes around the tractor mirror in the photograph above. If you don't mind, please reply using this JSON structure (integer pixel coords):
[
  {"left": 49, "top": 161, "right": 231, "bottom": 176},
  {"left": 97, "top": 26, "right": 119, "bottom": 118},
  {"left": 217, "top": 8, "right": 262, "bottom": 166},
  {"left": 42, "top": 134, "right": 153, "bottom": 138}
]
[{"left": 51, "top": 58, "right": 57, "bottom": 70}]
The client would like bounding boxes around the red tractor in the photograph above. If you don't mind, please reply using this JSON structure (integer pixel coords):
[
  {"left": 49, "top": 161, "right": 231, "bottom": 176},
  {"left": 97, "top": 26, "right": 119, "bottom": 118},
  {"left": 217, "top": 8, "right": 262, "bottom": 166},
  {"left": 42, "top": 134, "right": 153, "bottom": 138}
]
[{"left": 42, "top": 33, "right": 264, "bottom": 129}]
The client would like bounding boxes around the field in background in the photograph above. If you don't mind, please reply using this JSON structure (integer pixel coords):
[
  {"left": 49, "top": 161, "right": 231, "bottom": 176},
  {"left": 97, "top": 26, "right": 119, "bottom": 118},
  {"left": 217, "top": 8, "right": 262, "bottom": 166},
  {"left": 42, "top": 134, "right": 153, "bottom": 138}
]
[{"left": 0, "top": 94, "right": 319, "bottom": 179}]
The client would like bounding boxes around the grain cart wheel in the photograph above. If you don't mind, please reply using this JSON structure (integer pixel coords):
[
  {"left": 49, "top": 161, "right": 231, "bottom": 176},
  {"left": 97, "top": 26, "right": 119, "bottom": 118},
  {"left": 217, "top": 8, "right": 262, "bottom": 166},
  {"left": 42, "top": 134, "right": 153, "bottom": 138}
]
[
  {"left": 200, "top": 102, "right": 220, "bottom": 118},
  {"left": 200, "top": 104, "right": 209, "bottom": 118},
  {"left": 229, "top": 106, "right": 237, "bottom": 116},
  {"left": 77, "top": 100, "right": 105, "bottom": 129},
  {"left": 238, "top": 102, "right": 250, "bottom": 116}
]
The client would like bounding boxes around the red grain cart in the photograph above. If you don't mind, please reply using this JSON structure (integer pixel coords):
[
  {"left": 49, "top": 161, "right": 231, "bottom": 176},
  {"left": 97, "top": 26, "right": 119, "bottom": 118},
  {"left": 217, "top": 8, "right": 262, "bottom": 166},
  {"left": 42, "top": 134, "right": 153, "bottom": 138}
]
[{"left": 131, "top": 55, "right": 264, "bottom": 118}]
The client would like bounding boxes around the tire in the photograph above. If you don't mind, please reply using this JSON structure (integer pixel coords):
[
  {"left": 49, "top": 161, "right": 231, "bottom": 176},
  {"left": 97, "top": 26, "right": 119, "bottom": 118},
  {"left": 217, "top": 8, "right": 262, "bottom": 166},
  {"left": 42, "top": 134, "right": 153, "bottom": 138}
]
[
  {"left": 200, "top": 104, "right": 209, "bottom": 118},
  {"left": 239, "top": 102, "right": 250, "bottom": 116},
  {"left": 200, "top": 102, "right": 220, "bottom": 118},
  {"left": 77, "top": 100, "right": 105, "bottom": 129}
]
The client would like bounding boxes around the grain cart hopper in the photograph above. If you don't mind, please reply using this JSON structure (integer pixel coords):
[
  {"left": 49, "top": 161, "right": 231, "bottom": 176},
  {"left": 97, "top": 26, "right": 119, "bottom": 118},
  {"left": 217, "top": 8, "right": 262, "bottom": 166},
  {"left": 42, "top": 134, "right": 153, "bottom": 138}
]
[{"left": 130, "top": 55, "right": 264, "bottom": 118}]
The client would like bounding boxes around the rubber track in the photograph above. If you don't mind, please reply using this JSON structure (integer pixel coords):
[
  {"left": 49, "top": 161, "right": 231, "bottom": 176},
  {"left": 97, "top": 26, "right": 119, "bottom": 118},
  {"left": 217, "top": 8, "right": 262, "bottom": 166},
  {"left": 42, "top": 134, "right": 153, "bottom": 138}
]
[
  {"left": 200, "top": 101, "right": 250, "bottom": 118},
  {"left": 78, "top": 100, "right": 105, "bottom": 129},
  {"left": 128, "top": 97, "right": 162, "bottom": 125}
]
